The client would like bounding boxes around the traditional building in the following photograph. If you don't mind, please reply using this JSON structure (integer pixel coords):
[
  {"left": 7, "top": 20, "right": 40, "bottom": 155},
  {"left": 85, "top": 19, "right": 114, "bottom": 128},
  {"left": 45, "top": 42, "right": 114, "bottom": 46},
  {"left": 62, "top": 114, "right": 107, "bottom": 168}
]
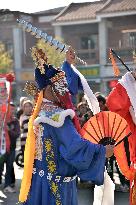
[{"left": 53, "top": 0, "right": 136, "bottom": 94}]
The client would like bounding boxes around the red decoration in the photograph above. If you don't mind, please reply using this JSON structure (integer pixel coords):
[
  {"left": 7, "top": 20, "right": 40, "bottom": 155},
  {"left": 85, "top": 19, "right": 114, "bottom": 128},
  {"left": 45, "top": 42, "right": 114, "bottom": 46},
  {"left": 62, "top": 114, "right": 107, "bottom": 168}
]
[{"left": 6, "top": 73, "right": 15, "bottom": 82}]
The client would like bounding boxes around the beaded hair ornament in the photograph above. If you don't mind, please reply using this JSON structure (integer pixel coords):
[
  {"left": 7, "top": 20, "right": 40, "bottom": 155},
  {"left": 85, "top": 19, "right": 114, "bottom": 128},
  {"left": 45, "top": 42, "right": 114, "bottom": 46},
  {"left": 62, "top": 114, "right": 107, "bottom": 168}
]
[
  {"left": 23, "top": 47, "right": 46, "bottom": 97},
  {"left": 31, "top": 47, "right": 48, "bottom": 74},
  {"left": 24, "top": 81, "right": 39, "bottom": 97}
]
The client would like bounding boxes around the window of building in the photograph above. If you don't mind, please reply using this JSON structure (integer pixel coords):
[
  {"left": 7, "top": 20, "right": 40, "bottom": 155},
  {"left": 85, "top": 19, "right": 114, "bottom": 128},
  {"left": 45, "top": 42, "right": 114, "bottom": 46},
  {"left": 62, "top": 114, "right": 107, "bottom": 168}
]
[
  {"left": 81, "top": 35, "right": 98, "bottom": 49},
  {"left": 122, "top": 30, "right": 136, "bottom": 48},
  {"left": 129, "top": 32, "right": 136, "bottom": 48},
  {"left": 80, "top": 35, "right": 98, "bottom": 60}
]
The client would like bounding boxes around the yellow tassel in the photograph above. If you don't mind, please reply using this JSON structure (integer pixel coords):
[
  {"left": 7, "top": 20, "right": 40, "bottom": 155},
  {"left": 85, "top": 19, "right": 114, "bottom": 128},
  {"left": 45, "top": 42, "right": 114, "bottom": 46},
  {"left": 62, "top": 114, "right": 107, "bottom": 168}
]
[
  {"left": 109, "top": 49, "right": 120, "bottom": 76},
  {"left": 19, "top": 90, "right": 43, "bottom": 202}
]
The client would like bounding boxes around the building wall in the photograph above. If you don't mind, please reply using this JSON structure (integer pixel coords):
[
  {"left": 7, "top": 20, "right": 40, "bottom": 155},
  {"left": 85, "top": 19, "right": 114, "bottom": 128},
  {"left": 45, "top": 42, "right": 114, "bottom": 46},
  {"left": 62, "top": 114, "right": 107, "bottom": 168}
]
[
  {"left": 61, "top": 24, "right": 99, "bottom": 65},
  {"left": 108, "top": 15, "right": 136, "bottom": 62},
  {"left": 62, "top": 24, "right": 98, "bottom": 47}
]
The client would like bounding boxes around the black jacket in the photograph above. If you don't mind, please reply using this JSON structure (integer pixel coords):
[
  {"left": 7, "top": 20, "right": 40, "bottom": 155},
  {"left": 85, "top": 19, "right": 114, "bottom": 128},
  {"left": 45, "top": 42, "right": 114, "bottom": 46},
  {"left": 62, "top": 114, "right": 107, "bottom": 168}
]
[{"left": 7, "top": 117, "right": 20, "bottom": 151}]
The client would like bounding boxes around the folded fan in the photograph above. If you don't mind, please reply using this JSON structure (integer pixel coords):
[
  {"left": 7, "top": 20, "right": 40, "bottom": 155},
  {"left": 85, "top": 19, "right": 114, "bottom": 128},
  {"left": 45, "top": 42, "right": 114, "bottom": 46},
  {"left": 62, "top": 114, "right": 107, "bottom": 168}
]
[{"left": 81, "top": 111, "right": 131, "bottom": 146}]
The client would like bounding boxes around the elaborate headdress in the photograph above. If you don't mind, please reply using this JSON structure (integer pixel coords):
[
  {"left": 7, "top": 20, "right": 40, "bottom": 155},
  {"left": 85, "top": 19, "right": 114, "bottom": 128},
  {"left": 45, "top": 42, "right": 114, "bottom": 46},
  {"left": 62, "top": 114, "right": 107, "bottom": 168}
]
[
  {"left": 31, "top": 47, "right": 65, "bottom": 90},
  {"left": 29, "top": 47, "right": 82, "bottom": 117}
]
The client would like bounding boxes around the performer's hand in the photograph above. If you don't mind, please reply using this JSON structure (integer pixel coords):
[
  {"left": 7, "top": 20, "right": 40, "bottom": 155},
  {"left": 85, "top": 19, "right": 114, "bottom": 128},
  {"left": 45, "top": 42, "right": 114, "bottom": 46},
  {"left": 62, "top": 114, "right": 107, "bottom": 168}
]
[
  {"left": 105, "top": 145, "right": 114, "bottom": 158},
  {"left": 66, "top": 46, "right": 76, "bottom": 64}
]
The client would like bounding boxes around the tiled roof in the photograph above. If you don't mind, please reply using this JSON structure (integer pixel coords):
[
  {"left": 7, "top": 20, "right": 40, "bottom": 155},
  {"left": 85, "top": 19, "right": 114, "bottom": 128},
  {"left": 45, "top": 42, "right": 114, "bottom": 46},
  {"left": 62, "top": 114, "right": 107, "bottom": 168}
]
[
  {"left": 0, "top": 9, "right": 32, "bottom": 15},
  {"left": 54, "top": 1, "right": 107, "bottom": 22},
  {"left": 54, "top": 0, "right": 136, "bottom": 23},
  {"left": 98, "top": 0, "right": 136, "bottom": 14},
  {"left": 34, "top": 7, "right": 65, "bottom": 16}
]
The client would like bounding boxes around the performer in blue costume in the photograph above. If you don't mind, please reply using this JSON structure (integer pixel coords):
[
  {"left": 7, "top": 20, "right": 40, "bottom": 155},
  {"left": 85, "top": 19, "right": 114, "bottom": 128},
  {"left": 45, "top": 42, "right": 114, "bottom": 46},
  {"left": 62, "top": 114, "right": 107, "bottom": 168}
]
[{"left": 19, "top": 47, "right": 113, "bottom": 205}]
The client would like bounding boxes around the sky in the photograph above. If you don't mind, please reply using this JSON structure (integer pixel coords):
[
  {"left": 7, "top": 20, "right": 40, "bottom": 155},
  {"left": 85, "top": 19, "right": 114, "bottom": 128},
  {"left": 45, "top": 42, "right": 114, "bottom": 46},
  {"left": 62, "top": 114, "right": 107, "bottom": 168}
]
[{"left": 0, "top": 0, "right": 97, "bottom": 13}]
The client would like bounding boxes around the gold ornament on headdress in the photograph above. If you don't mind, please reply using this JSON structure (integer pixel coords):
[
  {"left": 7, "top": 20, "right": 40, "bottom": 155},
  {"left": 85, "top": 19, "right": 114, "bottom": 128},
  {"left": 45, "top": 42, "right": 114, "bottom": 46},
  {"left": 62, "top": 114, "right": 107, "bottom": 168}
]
[
  {"left": 24, "top": 81, "right": 39, "bottom": 97},
  {"left": 31, "top": 47, "right": 48, "bottom": 74}
]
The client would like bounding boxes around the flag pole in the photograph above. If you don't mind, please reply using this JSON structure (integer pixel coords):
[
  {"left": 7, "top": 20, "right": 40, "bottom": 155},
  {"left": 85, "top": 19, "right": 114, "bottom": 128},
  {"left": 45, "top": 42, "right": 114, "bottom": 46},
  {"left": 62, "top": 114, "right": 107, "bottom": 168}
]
[{"left": 110, "top": 48, "right": 131, "bottom": 72}]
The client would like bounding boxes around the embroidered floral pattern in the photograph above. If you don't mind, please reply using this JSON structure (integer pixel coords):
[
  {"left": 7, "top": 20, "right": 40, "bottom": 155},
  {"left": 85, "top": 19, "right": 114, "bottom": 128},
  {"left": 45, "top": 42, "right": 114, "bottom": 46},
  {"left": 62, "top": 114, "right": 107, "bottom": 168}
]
[
  {"left": 33, "top": 168, "right": 36, "bottom": 175},
  {"left": 32, "top": 167, "right": 77, "bottom": 183},
  {"left": 39, "top": 102, "right": 64, "bottom": 124},
  {"left": 34, "top": 124, "right": 44, "bottom": 161},
  {"left": 45, "top": 138, "right": 62, "bottom": 205},
  {"left": 56, "top": 199, "right": 62, "bottom": 205},
  {"left": 41, "top": 102, "right": 59, "bottom": 111},
  {"left": 48, "top": 161, "right": 56, "bottom": 173},
  {"left": 39, "top": 170, "right": 44, "bottom": 177},
  {"left": 51, "top": 114, "right": 60, "bottom": 122},
  {"left": 45, "top": 139, "right": 57, "bottom": 175},
  {"left": 51, "top": 181, "right": 58, "bottom": 194},
  {"left": 45, "top": 140, "right": 52, "bottom": 152}
]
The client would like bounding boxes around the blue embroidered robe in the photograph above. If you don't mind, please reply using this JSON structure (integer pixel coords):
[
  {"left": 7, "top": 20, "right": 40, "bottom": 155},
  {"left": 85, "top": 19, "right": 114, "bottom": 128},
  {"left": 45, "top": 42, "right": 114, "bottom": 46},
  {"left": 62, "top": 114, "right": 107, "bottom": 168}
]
[{"left": 23, "top": 101, "right": 106, "bottom": 205}]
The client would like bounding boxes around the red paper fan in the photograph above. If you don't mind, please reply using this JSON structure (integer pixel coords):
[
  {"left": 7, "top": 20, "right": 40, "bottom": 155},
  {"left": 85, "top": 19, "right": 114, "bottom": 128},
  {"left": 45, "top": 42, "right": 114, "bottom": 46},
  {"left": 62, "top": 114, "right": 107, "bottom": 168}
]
[{"left": 81, "top": 111, "right": 131, "bottom": 146}]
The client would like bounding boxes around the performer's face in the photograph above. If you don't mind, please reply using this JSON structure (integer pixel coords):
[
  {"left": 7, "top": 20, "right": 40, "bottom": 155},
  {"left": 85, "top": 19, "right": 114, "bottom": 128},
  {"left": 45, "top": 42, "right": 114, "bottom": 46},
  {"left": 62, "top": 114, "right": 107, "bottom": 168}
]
[
  {"left": 51, "top": 74, "right": 73, "bottom": 109},
  {"left": 44, "top": 72, "right": 74, "bottom": 109},
  {"left": 43, "top": 85, "right": 59, "bottom": 103}
]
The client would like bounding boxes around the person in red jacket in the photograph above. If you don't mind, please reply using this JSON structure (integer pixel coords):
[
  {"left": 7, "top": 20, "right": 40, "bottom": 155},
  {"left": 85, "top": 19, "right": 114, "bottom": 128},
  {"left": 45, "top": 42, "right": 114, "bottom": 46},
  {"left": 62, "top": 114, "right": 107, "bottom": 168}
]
[{"left": 107, "top": 69, "right": 136, "bottom": 204}]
